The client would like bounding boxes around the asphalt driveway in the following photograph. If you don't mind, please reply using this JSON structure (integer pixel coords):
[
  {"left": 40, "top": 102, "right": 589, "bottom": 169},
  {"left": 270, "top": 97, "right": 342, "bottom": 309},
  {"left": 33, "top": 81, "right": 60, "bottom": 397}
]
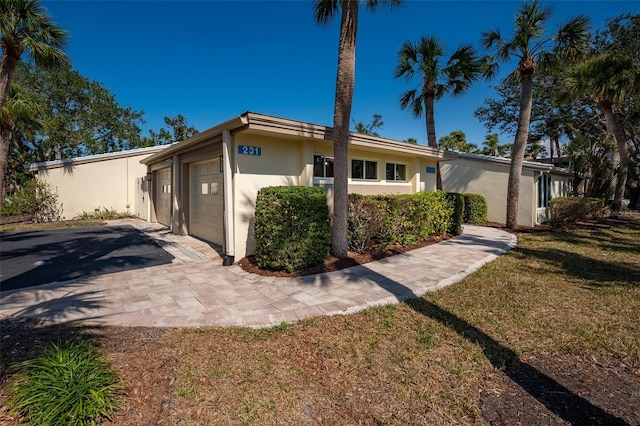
[{"left": 0, "top": 225, "right": 174, "bottom": 292}]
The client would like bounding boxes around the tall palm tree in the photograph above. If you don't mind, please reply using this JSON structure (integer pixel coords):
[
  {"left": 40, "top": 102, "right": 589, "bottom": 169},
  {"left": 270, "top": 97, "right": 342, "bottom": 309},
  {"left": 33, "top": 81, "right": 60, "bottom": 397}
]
[
  {"left": 395, "top": 35, "right": 485, "bottom": 148},
  {"left": 1, "top": 0, "right": 68, "bottom": 197},
  {"left": 481, "top": 0, "right": 589, "bottom": 228},
  {"left": 314, "top": 0, "right": 400, "bottom": 258},
  {"left": 564, "top": 53, "right": 638, "bottom": 212}
]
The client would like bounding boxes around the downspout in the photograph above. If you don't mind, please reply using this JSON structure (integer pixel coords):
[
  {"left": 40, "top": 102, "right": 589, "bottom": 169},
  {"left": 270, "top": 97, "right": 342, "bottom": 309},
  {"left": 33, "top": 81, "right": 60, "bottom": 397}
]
[{"left": 222, "top": 129, "right": 235, "bottom": 266}]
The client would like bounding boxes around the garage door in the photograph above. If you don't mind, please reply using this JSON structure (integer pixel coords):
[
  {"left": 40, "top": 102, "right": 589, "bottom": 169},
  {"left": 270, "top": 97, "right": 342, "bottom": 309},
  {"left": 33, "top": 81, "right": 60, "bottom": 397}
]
[
  {"left": 154, "top": 168, "right": 172, "bottom": 226},
  {"left": 190, "top": 160, "right": 224, "bottom": 245}
]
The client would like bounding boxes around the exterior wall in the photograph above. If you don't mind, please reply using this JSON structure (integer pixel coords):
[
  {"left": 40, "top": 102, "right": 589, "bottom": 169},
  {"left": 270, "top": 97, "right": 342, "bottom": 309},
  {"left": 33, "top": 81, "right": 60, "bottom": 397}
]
[
  {"left": 35, "top": 153, "right": 152, "bottom": 220},
  {"left": 230, "top": 133, "right": 445, "bottom": 258},
  {"left": 440, "top": 157, "right": 537, "bottom": 227},
  {"left": 232, "top": 132, "right": 304, "bottom": 258}
]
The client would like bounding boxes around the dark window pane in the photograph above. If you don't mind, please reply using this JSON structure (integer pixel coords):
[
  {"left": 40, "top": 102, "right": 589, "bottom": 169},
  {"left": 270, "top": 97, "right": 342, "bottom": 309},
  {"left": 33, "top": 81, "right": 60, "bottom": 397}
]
[
  {"left": 325, "top": 157, "right": 334, "bottom": 178},
  {"left": 313, "top": 155, "right": 324, "bottom": 177},
  {"left": 386, "top": 163, "right": 394, "bottom": 180},
  {"left": 352, "top": 159, "right": 363, "bottom": 179},
  {"left": 365, "top": 161, "right": 377, "bottom": 180},
  {"left": 397, "top": 164, "right": 406, "bottom": 181}
]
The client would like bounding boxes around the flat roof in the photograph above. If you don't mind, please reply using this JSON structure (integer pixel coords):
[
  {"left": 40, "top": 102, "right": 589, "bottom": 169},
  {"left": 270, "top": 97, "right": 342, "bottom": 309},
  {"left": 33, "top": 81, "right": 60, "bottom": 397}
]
[{"left": 455, "top": 152, "right": 573, "bottom": 176}]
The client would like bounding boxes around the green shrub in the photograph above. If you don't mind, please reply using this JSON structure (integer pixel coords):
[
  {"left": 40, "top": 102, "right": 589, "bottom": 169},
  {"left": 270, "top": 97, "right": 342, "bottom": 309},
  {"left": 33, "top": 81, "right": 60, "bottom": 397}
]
[
  {"left": 0, "top": 179, "right": 62, "bottom": 222},
  {"left": 462, "top": 193, "right": 488, "bottom": 224},
  {"left": 348, "top": 191, "right": 453, "bottom": 252},
  {"left": 254, "top": 186, "right": 330, "bottom": 272},
  {"left": 74, "top": 207, "right": 133, "bottom": 220},
  {"left": 549, "top": 197, "right": 606, "bottom": 227},
  {"left": 445, "top": 192, "right": 464, "bottom": 235},
  {"left": 8, "top": 339, "right": 121, "bottom": 426}
]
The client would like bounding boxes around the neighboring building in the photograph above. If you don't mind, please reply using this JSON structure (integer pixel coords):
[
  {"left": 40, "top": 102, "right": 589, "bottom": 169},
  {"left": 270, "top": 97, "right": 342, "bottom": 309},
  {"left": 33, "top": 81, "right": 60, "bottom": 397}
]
[
  {"left": 440, "top": 152, "right": 572, "bottom": 227},
  {"left": 27, "top": 146, "right": 165, "bottom": 220},
  {"left": 140, "top": 112, "right": 457, "bottom": 264}
]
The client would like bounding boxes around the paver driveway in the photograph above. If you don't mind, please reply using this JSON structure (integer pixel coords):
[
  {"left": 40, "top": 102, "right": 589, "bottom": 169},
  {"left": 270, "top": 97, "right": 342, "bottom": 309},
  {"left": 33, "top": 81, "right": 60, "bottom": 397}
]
[{"left": 0, "top": 219, "right": 517, "bottom": 328}]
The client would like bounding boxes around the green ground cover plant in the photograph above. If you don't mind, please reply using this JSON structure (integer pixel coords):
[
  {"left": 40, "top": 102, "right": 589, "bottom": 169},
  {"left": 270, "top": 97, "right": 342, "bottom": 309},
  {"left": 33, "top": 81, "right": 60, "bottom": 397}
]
[
  {"left": 7, "top": 339, "right": 121, "bottom": 426},
  {"left": 74, "top": 207, "right": 134, "bottom": 220}
]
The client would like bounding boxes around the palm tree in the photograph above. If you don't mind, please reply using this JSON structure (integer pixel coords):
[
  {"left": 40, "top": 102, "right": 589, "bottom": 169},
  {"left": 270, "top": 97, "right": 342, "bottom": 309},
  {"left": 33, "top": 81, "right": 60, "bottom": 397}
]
[
  {"left": 0, "top": 0, "right": 68, "bottom": 197},
  {"left": 0, "top": 83, "right": 43, "bottom": 197},
  {"left": 481, "top": 0, "right": 589, "bottom": 228},
  {"left": 395, "top": 35, "right": 485, "bottom": 148},
  {"left": 482, "top": 133, "right": 500, "bottom": 156},
  {"left": 564, "top": 53, "right": 638, "bottom": 212},
  {"left": 314, "top": 0, "right": 400, "bottom": 258}
]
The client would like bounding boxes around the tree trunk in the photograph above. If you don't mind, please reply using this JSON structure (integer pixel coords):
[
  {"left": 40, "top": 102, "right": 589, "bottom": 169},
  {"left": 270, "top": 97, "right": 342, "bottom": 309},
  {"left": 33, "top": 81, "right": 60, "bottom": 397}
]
[
  {"left": 331, "top": 0, "right": 358, "bottom": 258},
  {"left": 0, "top": 125, "right": 12, "bottom": 200},
  {"left": 506, "top": 67, "right": 535, "bottom": 229},
  {"left": 425, "top": 88, "right": 437, "bottom": 148},
  {"left": 599, "top": 100, "right": 629, "bottom": 213},
  {"left": 0, "top": 56, "right": 19, "bottom": 199}
]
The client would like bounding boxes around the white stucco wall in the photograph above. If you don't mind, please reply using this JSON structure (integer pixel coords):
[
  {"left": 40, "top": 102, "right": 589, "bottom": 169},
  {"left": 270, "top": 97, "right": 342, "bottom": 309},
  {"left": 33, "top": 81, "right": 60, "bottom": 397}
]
[{"left": 31, "top": 148, "right": 162, "bottom": 220}]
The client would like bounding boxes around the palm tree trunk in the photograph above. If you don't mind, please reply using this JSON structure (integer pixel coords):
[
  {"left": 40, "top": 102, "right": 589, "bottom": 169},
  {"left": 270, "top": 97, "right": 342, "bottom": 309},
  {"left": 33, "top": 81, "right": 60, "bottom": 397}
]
[
  {"left": 0, "top": 57, "right": 18, "bottom": 199},
  {"left": 425, "top": 91, "right": 437, "bottom": 148},
  {"left": 0, "top": 125, "right": 12, "bottom": 199},
  {"left": 600, "top": 102, "right": 629, "bottom": 212},
  {"left": 506, "top": 69, "right": 535, "bottom": 229},
  {"left": 331, "top": 0, "right": 358, "bottom": 258}
]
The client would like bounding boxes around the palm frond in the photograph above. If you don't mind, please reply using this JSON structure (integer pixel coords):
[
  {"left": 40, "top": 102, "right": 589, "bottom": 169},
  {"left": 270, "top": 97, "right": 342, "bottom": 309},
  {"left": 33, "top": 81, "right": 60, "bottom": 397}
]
[{"left": 313, "top": 0, "right": 340, "bottom": 25}]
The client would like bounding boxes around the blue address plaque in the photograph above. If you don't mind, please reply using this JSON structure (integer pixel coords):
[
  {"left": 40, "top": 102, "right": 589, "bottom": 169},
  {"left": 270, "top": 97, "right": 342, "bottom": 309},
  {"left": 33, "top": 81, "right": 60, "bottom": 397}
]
[
  {"left": 426, "top": 166, "right": 436, "bottom": 174},
  {"left": 238, "top": 145, "right": 262, "bottom": 156}
]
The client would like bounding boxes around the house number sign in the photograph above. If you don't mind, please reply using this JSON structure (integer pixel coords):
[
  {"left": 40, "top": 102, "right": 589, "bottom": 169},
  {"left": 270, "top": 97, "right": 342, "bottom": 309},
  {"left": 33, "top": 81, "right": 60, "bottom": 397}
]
[{"left": 238, "top": 145, "right": 262, "bottom": 156}]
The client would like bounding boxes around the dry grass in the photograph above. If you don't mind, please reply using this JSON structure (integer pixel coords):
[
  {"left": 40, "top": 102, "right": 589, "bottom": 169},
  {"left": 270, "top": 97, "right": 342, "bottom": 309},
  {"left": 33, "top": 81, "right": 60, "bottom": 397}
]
[
  {"left": 170, "top": 215, "right": 640, "bottom": 424},
  {"left": 0, "top": 220, "right": 106, "bottom": 233}
]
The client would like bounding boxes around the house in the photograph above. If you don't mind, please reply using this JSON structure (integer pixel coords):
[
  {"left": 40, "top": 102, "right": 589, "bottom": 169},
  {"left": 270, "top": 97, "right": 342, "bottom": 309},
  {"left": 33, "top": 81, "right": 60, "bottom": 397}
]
[
  {"left": 26, "top": 146, "right": 166, "bottom": 220},
  {"left": 140, "top": 111, "right": 457, "bottom": 264},
  {"left": 440, "top": 152, "right": 572, "bottom": 227}
]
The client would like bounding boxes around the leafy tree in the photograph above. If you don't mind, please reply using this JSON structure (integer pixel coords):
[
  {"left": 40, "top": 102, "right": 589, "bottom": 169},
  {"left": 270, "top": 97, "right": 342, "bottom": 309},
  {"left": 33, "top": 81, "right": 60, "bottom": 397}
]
[
  {"left": 403, "top": 137, "right": 418, "bottom": 145},
  {"left": 314, "top": 0, "right": 400, "bottom": 258},
  {"left": 140, "top": 114, "right": 199, "bottom": 146},
  {"left": 437, "top": 130, "right": 478, "bottom": 153},
  {"left": 395, "top": 35, "right": 485, "bottom": 148},
  {"left": 564, "top": 54, "right": 638, "bottom": 212},
  {"left": 0, "top": 0, "right": 69, "bottom": 198},
  {"left": 352, "top": 113, "right": 383, "bottom": 136},
  {"left": 15, "top": 63, "right": 145, "bottom": 160},
  {"left": 481, "top": 0, "right": 590, "bottom": 228}
]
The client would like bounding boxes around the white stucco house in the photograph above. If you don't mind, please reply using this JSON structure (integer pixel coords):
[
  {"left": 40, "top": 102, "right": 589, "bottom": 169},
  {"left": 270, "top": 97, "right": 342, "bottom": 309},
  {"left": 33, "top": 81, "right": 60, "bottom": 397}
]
[{"left": 440, "top": 152, "right": 572, "bottom": 227}]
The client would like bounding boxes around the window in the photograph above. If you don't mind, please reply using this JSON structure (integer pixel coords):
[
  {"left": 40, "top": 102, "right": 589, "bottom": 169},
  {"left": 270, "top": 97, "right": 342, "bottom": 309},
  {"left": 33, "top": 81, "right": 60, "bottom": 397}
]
[
  {"left": 537, "top": 174, "right": 552, "bottom": 208},
  {"left": 351, "top": 159, "right": 378, "bottom": 180},
  {"left": 386, "top": 163, "right": 406, "bottom": 181},
  {"left": 313, "top": 155, "right": 334, "bottom": 178}
]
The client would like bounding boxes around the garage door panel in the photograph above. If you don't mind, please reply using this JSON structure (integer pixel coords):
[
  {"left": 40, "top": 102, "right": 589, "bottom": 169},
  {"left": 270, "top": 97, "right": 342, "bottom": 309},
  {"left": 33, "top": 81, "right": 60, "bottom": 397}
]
[
  {"left": 154, "top": 168, "right": 171, "bottom": 226},
  {"left": 189, "top": 160, "right": 223, "bottom": 245}
]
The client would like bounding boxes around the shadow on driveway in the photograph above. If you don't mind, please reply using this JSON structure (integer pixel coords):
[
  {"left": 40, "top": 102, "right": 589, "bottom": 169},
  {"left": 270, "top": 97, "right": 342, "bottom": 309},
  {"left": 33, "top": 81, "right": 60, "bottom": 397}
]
[{"left": 0, "top": 225, "right": 174, "bottom": 292}]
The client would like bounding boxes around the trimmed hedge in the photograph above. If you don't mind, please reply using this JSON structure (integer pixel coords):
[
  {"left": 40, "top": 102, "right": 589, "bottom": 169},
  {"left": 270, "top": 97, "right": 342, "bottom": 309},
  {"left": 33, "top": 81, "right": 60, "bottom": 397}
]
[
  {"left": 462, "top": 193, "right": 488, "bottom": 224},
  {"left": 254, "top": 186, "right": 330, "bottom": 272},
  {"left": 549, "top": 197, "right": 606, "bottom": 228},
  {"left": 445, "top": 192, "right": 464, "bottom": 235},
  {"left": 348, "top": 191, "right": 455, "bottom": 252}
]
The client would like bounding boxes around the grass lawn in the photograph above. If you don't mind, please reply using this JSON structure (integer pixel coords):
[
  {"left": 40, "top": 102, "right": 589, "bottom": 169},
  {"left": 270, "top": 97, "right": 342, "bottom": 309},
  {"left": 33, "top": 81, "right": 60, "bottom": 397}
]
[
  {"left": 167, "top": 216, "right": 640, "bottom": 424},
  {"left": 0, "top": 220, "right": 106, "bottom": 233},
  {"left": 1, "top": 215, "right": 638, "bottom": 425}
]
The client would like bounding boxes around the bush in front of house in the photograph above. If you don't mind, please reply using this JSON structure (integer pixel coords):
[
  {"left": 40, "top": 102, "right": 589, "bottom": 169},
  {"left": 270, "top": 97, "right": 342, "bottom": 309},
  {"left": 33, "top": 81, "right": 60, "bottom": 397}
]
[
  {"left": 0, "top": 179, "right": 62, "bottom": 222},
  {"left": 74, "top": 207, "right": 133, "bottom": 220},
  {"left": 462, "top": 193, "right": 488, "bottom": 224},
  {"left": 254, "top": 186, "right": 330, "bottom": 272},
  {"left": 549, "top": 196, "right": 606, "bottom": 227},
  {"left": 445, "top": 192, "right": 464, "bottom": 235},
  {"left": 348, "top": 191, "right": 454, "bottom": 252}
]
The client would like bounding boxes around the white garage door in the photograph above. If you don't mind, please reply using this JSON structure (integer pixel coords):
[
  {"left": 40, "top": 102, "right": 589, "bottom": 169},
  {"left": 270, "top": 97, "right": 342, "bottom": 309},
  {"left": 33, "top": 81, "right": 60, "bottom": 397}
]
[
  {"left": 154, "top": 168, "right": 172, "bottom": 226},
  {"left": 190, "top": 160, "right": 224, "bottom": 245}
]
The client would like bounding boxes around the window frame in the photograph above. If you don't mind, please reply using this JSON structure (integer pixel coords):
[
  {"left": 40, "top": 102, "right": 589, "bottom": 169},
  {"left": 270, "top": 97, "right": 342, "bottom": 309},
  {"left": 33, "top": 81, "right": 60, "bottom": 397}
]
[
  {"left": 313, "top": 154, "right": 335, "bottom": 179},
  {"left": 385, "top": 162, "right": 407, "bottom": 182},
  {"left": 351, "top": 158, "right": 378, "bottom": 181}
]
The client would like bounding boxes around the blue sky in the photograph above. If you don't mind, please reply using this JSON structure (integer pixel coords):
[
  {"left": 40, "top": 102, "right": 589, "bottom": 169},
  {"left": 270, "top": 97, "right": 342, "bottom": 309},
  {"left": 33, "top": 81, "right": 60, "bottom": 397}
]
[{"left": 42, "top": 0, "right": 639, "bottom": 148}]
